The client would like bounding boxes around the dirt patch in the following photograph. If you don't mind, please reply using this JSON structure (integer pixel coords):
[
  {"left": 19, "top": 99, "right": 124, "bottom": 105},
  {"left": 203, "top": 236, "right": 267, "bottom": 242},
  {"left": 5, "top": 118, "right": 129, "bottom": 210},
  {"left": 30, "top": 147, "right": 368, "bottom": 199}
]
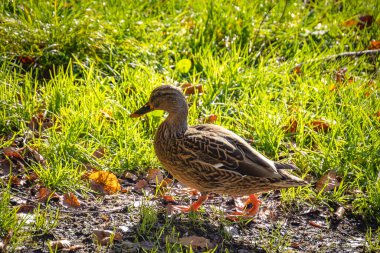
[{"left": 11, "top": 184, "right": 374, "bottom": 253}]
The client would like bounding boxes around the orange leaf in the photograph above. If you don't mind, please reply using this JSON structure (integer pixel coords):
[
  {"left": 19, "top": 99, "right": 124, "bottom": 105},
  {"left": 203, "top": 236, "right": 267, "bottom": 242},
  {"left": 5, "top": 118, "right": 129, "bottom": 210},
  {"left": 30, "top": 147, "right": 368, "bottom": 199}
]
[
  {"left": 160, "top": 178, "right": 173, "bottom": 188},
  {"left": 63, "top": 192, "right": 81, "bottom": 208},
  {"left": 316, "top": 170, "right": 340, "bottom": 192},
  {"left": 369, "top": 40, "right": 380, "bottom": 50},
  {"left": 37, "top": 187, "right": 60, "bottom": 202},
  {"left": 3, "top": 147, "right": 23, "bottom": 159},
  {"left": 89, "top": 171, "right": 121, "bottom": 194},
  {"left": 284, "top": 118, "right": 298, "bottom": 133},
  {"left": 205, "top": 114, "right": 218, "bottom": 124},
  {"left": 162, "top": 195, "right": 175, "bottom": 202},
  {"left": 310, "top": 118, "right": 334, "bottom": 132},
  {"left": 181, "top": 83, "right": 203, "bottom": 95},
  {"left": 342, "top": 19, "right": 358, "bottom": 27}
]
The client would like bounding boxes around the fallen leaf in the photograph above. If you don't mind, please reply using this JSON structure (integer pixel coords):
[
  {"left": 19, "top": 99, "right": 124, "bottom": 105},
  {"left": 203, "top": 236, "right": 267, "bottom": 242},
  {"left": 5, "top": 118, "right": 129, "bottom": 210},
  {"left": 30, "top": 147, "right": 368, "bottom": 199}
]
[
  {"left": 17, "top": 204, "right": 35, "bottom": 213},
  {"left": 204, "top": 114, "right": 218, "bottom": 124},
  {"left": 27, "top": 147, "right": 45, "bottom": 165},
  {"left": 179, "top": 236, "right": 213, "bottom": 249},
  {"left": 284, "top": 118, "right": 298, "bottom": 133},
  {"left": 358, "top": 14, "right": 374, "bottom": 29},
  {"left": 342, "top": 14, "right": 373, "bottom": 29},
  {"left": 162, "top": 195, "right": 175, "bottom": 202},
  {"left": 316, "top": 170, "right": 340, "bottom": 192},
  {"left": 92, "top": 147, "right": 105, "bottom": 159},
  {"left": 63, "top": 192, "right": 81, "bottom": 208},
  {"left": 292, "top": 65, "right": 302, "bottom": 75},
  {"left": 49, "top": 240, "right": 71, "bottom": 250},
  {"left": 61, "top": 245, "right": 85, "bottom": 252},
  {"left": 310, "top": 119, "right": 332, "bottom": 132},
  {"left": 89, "top": 171, "right": 121, "bottom": 194},
  {"left": 28, "top": 113, "right": 54, "bottom": 132},
  {"left": 334, "top": 206, "right": 345, "bottom": 220},
  {"left": 181, "top": 83, "right": 203, "bottom": 95},
  {"left": 308, "top": 220, "right": 325, "bottom": 228},
  {"left": 26, "top": 172, "right": 39, "bottom": 181},
  {"left": 37, "top": 187, "right": 60, "bottom": 202},
  {"left": 147, "top": 168, "right": 163, "bottom": 183},
  {"left": 93, "top": 229, "right": 122, "bottom": 246},
  {"left": 17, "top": 55, "right": 35, "bottom": 65},
  {"left": 369, "top": 40, "right": 380, "bottom": 50},
  {"left": 335, "top": 67, "right": 348, "bottom": 83},
  {"left": 3, "top": 147, "right": 23, "bottom": 159},
  {"left": 123, "top": 172, "right": 138, "bottom": 181},
  {"left": 342, "top": 19, "right": 358, "bottom": 27},
  {"left": 1, "top": 229, "right": 13, "bottom": 251},
  {"left": 160, "top": 178, "right": 173, "bottom": 188},
  {"left": 11, "top": 176, "right": 25, "bottom": 187},
  {"left": 134, "top": 179, "right": 148, "bottom": 191}
]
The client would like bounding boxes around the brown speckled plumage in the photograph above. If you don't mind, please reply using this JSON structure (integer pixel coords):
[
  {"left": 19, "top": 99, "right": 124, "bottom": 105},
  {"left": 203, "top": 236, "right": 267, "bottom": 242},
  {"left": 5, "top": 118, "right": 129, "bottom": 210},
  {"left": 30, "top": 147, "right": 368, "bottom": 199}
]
[{"left": 131, "top": 85, "right": 307, "bottom": 213}]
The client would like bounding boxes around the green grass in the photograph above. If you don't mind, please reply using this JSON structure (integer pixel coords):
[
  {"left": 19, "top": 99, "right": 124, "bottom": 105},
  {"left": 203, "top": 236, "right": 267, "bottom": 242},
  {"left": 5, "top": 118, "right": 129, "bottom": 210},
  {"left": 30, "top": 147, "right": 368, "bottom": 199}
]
[{"left": 1, "top": 0, "right": 380, "bottom": 251}]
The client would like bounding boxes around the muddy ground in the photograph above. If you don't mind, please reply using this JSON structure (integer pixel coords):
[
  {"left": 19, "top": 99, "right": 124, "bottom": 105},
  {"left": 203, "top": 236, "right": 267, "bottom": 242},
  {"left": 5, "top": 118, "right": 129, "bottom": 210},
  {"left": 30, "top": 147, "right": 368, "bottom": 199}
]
[{"left": 9, "top": 179, "right": 376, "bottom": 253}]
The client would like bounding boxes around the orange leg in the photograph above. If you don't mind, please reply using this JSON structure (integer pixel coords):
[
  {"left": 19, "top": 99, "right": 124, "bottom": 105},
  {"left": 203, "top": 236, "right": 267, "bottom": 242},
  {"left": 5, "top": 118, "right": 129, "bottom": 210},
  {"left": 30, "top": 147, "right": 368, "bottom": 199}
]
[
  {"left": 227, "top": 194, "right": 262, "bottom": 219},
  {"left": 173, "top": 194, "right": 208, "bottom": 212}
]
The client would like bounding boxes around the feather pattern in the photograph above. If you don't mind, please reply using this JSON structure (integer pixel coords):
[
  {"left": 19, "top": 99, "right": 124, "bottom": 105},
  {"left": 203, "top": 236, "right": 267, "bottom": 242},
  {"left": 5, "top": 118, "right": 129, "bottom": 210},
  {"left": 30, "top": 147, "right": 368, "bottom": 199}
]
[{"left": 132, "top": 85, "right": 307, "bottom": 197}]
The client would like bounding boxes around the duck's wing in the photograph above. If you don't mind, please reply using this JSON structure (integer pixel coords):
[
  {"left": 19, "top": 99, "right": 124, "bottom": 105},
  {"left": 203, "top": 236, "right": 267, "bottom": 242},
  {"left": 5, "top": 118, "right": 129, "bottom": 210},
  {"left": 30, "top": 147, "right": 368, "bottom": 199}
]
[{"left": 181, "top": 124, "right": 282, "bottom": 179}]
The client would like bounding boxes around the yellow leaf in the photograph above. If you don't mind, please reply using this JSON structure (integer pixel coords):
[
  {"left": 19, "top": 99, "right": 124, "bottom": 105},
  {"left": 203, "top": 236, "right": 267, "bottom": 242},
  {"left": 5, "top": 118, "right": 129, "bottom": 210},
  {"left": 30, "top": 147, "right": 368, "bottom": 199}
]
[{"left": 89, "top": 171, "right": 121, "bottom": 194}]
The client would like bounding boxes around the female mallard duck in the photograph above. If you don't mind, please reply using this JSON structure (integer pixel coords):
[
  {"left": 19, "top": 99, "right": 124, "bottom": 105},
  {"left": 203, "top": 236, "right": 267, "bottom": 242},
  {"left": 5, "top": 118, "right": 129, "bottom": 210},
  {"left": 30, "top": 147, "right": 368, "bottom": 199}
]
[{"left": 131, "top": 85, "right": 307, "bottom": 217}]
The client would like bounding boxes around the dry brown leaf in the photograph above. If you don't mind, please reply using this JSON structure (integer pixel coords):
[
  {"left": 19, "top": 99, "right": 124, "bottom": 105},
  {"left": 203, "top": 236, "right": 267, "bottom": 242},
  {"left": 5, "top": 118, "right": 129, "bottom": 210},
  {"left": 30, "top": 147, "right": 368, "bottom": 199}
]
[
  {"left": 37, "top": 187, "right": 60, "bottom": 202},
  {"left": 308, "top": 220, "right": 326, "bottom": 228},
  {"left": 49, "top": 239, "right": 71, "bottom": 250},
  {"left": 123, "top": 172, "right": 138, "bottom": 181},
  {"left": 204, "top": 114, "right": 218, "bottom": 124},
  {"left": 162, "top": 195, "right": 175, "bottom": 202},
  {"left": 179, "top": 236, "right": 213, "bottom": 249},
  {"left": 27, "top": 147, "right": 45, "bottom": 165},
  {"left": 181, "top": 83, "right": 204, "bottom": 95},
  {"left": 63, "top": 192, "right": 81, "bottom": 208},
  {"left": 342, "top": 15, "right": 373, "bottom": 29},
  {"left": 3, "top": 146, "right": 23, "bottom": 159},
  {"left": 61, "top": 244, "right": 85, "bottom": 252},
  {"left": 316, "top": 170, "right": 340, "bottom": 192},
  {"left": 92, "top": 147, "right": 105, "bottom": 159},
  {"left": 93, "top": 229, "right": 122, "bottom": 246},
  {"left": 28, "top": 113, "right": 54, "bottom": 132},
  {"left": 334, "top": 206, "right": 345, "bottom": 220},
  {"left": 147, "top": 168, "right": 163, "bottom": 183},
  {"left": 10, "top": 176, "right": 25, "bottom": 187},
  {"left": 284, "top": 118, "right": 298, "bottom": 133},
  {"left": 17, "top": 204, "right": 35, "bottom": 213},
  {"left": 358, "top": 14, "right": 374, "bottom": 29},
  {"left": 134, "top": 179, "right": 148, "bottom": 191},
  {"left": 369, "top": 40, "right": 380, "bottom": 50},
  {"left": 310, "top": 119, "right": 332, "bottom": 132}
]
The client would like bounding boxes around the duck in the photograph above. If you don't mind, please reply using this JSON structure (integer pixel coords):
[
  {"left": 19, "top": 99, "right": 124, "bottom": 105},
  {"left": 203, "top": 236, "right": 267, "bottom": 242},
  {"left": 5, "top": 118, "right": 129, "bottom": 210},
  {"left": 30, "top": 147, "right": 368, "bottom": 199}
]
[{"left": 130, "top": 85, "right": 307, "bottom": 217}]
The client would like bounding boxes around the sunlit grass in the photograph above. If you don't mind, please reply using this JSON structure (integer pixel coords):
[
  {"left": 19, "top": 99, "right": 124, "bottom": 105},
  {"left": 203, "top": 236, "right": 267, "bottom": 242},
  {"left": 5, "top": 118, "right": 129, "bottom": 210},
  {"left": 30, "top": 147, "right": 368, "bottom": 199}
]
[{"left": 1, "top": 0, "right": 380, "bottom": 251}]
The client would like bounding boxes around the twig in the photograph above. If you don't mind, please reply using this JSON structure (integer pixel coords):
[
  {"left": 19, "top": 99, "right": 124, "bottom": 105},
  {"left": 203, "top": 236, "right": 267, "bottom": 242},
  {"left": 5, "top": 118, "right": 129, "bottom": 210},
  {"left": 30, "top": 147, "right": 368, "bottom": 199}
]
[{"left": 298, "top": 49, "right": 380, "bottom": 65}]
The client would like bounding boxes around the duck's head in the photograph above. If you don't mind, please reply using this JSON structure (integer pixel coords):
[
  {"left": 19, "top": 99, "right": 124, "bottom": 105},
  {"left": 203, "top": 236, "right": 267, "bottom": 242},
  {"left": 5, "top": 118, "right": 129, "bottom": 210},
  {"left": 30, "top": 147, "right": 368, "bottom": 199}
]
[{"left": 130, "top": 85, "right": 188, "bottom": 118}]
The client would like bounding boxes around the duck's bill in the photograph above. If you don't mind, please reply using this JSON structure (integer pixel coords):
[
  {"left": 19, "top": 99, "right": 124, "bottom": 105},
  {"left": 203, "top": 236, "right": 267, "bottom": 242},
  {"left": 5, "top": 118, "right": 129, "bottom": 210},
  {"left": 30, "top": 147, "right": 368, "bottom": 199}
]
[{"left": 130, "top": 103, "right": 153, "bottom": 118}]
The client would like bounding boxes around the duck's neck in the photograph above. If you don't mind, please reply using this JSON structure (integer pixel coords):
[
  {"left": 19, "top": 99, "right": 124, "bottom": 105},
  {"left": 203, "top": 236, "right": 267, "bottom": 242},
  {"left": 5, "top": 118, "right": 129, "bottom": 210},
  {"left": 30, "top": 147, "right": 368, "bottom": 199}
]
[{"left": 161, "top": 108, "right": 188, "bottom": 137}]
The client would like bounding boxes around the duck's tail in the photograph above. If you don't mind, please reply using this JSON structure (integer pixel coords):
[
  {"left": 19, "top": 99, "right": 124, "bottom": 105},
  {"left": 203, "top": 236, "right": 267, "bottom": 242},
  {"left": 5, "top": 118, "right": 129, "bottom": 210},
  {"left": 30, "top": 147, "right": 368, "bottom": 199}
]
[{"left": 273, "top": 162, "right": 308, "bottom": 187}]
